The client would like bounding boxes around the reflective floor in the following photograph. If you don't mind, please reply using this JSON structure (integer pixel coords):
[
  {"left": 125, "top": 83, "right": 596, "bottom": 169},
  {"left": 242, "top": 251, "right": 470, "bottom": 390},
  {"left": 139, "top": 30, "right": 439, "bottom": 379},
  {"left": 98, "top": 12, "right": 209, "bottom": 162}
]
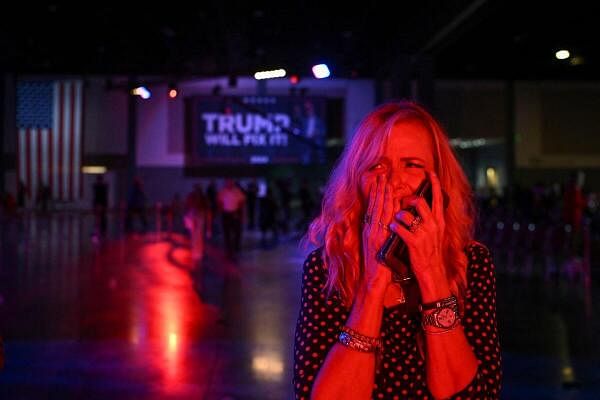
[{"left": 1, "top": 212, "right": 599, "bottom": 399}]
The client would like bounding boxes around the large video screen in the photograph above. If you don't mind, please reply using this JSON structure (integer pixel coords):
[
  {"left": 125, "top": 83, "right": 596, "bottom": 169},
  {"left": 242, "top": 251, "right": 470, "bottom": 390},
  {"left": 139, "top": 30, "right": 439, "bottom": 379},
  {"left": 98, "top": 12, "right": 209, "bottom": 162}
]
[{"left": 185, "top": 95, "right": 329, "bottom": 166}]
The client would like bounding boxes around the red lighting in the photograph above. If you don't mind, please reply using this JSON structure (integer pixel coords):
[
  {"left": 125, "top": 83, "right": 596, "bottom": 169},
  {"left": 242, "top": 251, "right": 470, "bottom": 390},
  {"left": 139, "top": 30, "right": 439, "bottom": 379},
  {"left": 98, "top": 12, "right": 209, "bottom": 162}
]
[
  {"left": 168, "top": 89, "right": 178, "bottom": 99},
  {"left": 290, "top": 75, "right": 299, "bottom": 85}
]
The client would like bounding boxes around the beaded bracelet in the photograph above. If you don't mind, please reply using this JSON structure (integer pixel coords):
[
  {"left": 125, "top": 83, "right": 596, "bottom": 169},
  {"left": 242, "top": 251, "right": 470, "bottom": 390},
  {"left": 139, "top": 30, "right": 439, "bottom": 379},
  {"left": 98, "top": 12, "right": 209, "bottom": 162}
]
[{"left": 338, "top": 326, "right": 383, "bottom": 353}]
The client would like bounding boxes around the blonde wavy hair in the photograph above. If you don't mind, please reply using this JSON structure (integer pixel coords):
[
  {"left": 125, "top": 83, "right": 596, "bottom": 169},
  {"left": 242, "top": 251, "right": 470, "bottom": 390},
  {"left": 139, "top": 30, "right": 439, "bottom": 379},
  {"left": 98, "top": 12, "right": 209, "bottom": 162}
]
[{"left": 304, "top": 101, "right": 477, "bottom": 307}]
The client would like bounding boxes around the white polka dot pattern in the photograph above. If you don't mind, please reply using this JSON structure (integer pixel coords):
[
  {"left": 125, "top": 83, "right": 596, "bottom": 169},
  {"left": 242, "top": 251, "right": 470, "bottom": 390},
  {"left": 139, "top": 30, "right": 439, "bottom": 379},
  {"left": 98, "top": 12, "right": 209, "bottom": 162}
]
[{"left": 293, "top": 243, "right": 502, "bottom": 399}]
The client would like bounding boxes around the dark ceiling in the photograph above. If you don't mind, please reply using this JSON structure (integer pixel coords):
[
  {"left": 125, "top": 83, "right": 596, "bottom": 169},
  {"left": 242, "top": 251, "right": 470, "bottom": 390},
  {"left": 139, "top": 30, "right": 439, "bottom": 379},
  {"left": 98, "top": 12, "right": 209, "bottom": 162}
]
[{"left": 1, "top": 1, "right": 597, "bottom": 81}]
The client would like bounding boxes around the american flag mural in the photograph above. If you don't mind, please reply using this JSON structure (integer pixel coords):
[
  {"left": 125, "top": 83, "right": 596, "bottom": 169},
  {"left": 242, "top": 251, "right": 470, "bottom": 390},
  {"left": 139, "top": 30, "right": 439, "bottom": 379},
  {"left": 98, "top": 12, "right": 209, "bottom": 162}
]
[{"left": 17, "top": 80, "right": 84, "bottom": 202}]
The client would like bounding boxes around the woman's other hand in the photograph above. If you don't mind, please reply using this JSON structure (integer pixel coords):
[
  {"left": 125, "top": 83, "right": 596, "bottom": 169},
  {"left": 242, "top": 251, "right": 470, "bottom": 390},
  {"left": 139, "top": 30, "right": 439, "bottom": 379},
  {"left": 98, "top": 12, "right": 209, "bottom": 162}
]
[{"left": 361, "top": 173, "right": 395, "bottom": 290}]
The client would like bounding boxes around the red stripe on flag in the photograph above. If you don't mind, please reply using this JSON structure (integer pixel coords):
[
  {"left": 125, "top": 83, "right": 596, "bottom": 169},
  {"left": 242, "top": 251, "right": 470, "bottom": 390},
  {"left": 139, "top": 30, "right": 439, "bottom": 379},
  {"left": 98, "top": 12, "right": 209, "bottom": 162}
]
[
  {"left": 17, "top": 129, "right": 21, "bottom": 193},
  {"left": 37, "top": 130, "right": 42, "bottom": 190},
  {"left": 69, "top": 83, "right": 75, "bottom": 201},
  {"left": 48, "top": 129, "right": 53, "bottom": 196},
  {"left": 25, "top": 128, "right": 31, "bottom": 199},
  {"left": 58, "top": 84, "right": 64, "bottom": 200},
  {"left": 80, "top": 84, "right": 85, "bottom": 198}
]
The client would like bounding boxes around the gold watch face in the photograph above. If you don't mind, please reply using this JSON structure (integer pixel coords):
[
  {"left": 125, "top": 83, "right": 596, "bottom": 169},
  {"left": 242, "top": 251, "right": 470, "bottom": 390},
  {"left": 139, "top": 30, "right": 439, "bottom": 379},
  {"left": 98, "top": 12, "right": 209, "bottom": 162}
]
[{"left": 436, "top": 307, "right": 457, "bottom": 328}]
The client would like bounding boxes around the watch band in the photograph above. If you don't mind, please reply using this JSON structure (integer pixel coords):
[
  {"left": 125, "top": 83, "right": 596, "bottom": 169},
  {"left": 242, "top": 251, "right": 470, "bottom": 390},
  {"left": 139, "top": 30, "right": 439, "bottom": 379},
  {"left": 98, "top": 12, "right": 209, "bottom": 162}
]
[{"left": 419, "top": 295, "right": 457, "bottom": 312}]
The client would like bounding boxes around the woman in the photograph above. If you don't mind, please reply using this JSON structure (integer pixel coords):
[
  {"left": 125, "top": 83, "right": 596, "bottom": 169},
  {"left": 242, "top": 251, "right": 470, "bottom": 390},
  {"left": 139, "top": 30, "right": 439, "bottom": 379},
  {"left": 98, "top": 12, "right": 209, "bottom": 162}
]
[{"left": 293, "top": 101, "right": 501, "bottom": 399}]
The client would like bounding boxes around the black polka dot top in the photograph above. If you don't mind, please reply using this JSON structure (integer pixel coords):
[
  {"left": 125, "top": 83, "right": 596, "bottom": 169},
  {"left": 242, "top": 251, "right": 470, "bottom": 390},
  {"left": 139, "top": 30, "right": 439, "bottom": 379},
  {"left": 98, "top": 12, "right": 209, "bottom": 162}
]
[{"left": 293, "top": 242, "right": 502, "bottom": 399}]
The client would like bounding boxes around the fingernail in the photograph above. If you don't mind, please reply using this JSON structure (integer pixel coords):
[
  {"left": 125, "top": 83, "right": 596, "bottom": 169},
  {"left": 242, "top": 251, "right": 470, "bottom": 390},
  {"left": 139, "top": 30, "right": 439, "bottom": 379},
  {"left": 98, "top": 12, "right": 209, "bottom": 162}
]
[{"left": 390, "top": 222, "right": 398, "bottom": 231}]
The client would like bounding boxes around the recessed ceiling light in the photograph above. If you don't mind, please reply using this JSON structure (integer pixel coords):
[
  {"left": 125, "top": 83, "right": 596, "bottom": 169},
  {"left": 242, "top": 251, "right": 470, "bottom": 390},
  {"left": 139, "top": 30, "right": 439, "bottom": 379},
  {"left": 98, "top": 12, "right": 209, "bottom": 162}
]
[{"left": 555, "top": 50, "right": 570, "bottom": 60}]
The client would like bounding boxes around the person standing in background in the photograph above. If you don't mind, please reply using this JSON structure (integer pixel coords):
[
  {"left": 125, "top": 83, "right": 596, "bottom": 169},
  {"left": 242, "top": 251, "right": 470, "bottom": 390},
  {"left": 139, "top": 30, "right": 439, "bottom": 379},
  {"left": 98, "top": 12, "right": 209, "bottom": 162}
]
[
  {"left": 562, "top": 171, "right": 587, "bottom": 233},
  {"left": 126, "top": 177, "right": 148, "bottom": 233},
  {"left": 276, "top": 179, "right": 292, "bottom": 235},
  {"left": 562, "top": 171, "right": 588, "bottom": 255},
  {"left": 36, "top": 181, "right": 51, "bottom": 215},
  {"left": 301, "top": 100, "right": 326, "bottom": 164},
  {"left": 206, "top": 179, "right": 218, "bottom": 238},
  {"left": 17, "top": 180, "right": 28, "bottom": 209},
  {"left": 218, "top": 179, "right": 246, "bottom": 260},
  {"left": 259, "top": 186, "right": 280, "bottom": 248},
  {"left": 93, "top": 175, "right": 109, "bottom": 237},
  {"left": 167, "top": 192, "right": 182, "bottom": 233},
  {"left": 245, "top": 179, "right": 258, "bottom": 230}
]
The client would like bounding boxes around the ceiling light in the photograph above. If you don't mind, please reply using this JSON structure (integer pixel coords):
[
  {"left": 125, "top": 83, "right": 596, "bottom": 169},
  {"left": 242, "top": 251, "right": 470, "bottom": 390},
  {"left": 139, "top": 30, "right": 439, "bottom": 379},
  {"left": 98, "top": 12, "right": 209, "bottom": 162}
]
[
  {"left": 254, "top": 69, "right": 286, "bottom": 80},
  {"left": 555, "top": 50, "right": 570, "bottom": 60},
  {"left": 312, "top": 64, "right": 331, "bottom": 79},
  {"left": 82, "top": 166, "right": 107, "bottom": 174},
  {"left": 131, "top": 86, "right": 151, "bottom": 99}
]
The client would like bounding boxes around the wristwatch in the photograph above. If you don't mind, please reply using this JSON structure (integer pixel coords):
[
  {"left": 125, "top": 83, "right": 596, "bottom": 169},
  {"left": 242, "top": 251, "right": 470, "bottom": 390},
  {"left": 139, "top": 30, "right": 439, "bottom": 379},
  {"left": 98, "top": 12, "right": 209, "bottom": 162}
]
[{"left": 420, "top": 296, "right": 459, "bottom": 329}]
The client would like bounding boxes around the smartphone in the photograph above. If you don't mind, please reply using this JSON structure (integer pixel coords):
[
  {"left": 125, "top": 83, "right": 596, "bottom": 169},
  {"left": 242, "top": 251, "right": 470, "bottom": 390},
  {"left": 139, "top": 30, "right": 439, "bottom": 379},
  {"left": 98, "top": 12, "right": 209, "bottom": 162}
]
[{"left": 375, "top": 178, "right": 434, "bottom": 282}]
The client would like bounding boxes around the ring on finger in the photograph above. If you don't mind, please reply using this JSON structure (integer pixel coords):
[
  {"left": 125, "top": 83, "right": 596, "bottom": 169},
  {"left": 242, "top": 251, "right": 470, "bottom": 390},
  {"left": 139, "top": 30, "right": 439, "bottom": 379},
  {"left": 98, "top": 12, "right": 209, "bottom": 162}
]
[
  {"left": 408, "top": 215, "right": 423, "bottom": 233},
  {"left": 378, "top": 221, "right": 391, "bottom": 231}
]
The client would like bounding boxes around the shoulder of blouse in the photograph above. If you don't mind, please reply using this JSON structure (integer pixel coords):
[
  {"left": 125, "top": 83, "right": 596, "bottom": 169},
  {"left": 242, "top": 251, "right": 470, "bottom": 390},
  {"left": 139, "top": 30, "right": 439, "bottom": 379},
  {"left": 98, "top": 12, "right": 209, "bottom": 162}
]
[
  {"left": 464, "top": 240, "right": 496, "bottom": 288},
  {"left": 304, "top": 246, "right": 324, "bottom": 262},
  {"left": 302, "top": 247, "right": 344, "bottom": 302},
  {"left": 465, "top": 240, "right": 492, "bottom": 261},
  {"left": 302, "top": 247, "right": 326, "bottom": 274}
]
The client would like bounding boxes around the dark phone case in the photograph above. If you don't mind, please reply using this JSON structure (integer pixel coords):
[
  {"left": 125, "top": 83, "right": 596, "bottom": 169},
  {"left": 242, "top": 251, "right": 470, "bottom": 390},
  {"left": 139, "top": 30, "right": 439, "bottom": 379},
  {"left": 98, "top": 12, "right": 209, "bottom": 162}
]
[{"left": 375, "top": 179, "right": 433, "bottom": 282}]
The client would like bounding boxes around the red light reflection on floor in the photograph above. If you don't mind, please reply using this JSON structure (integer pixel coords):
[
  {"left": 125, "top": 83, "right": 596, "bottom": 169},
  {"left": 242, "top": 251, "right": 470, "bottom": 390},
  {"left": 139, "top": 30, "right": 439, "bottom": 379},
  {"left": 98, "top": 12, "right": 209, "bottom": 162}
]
[{"left": 130, "top": 240, "right": 210, "bottom": 392}]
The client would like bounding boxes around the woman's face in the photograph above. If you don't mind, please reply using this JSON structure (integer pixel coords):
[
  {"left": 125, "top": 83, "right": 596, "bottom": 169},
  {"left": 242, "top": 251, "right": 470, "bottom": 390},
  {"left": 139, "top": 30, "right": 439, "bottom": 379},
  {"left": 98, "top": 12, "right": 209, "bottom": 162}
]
[{"left": 360, "top": 119, "right": 435, "bottom": 210}]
